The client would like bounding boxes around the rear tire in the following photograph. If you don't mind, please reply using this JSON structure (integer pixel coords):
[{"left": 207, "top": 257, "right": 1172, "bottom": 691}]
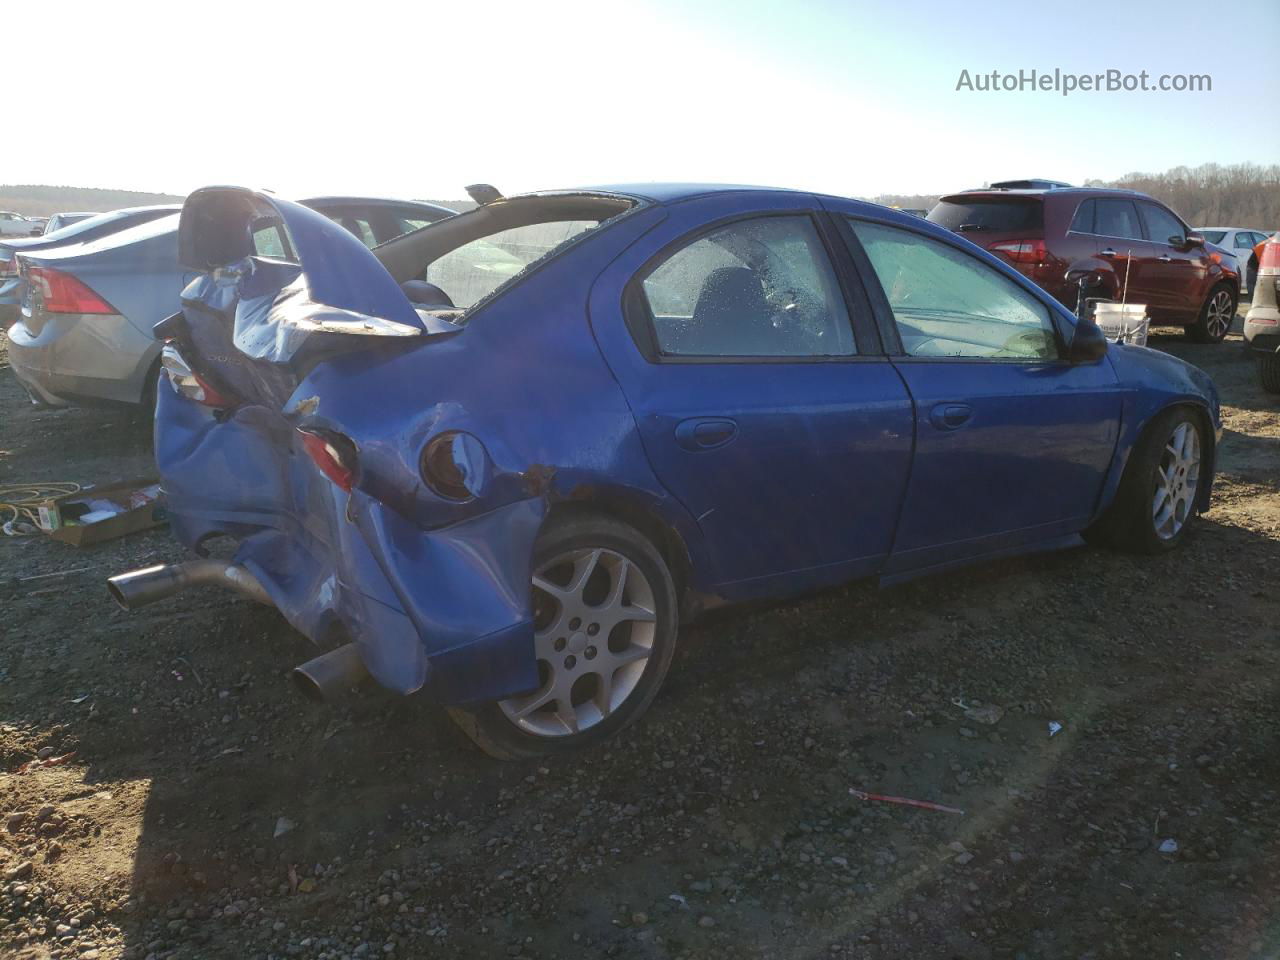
[
  {"left": 1187, "top": 283, "right": 1236, "bottom": 343},
  {"left": 1085, "top": 407, "right": 1206, "bottom": 554},
  {"left": 1259, "top": 355, "right": 1280, "bottom": 395},
  {"left": 447, "top": 513, "right": 679, "bottom": 760}
]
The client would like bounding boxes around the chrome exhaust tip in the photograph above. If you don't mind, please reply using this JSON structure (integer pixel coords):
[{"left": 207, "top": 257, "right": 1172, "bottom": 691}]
[
  {"left": 106, "top": 560, "right": 270, "bottom": 611},
  {"left": 292, "top": 643, "right": 369, "bottom": 701}
]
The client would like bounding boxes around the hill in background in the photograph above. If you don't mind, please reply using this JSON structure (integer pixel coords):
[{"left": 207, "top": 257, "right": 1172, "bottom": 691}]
[
  {"left": 0, "top": 185, "right": 183, "bottom": 217},
  {"left": 0, "top": 185, "right": 471, "bottom": 217},
  {"left": 6, "top": 162, "right": 1276, "bottom": 229}
]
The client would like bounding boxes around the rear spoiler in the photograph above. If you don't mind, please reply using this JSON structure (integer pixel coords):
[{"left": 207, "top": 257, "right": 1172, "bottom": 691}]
[{"left": 178, "top": 187, "right": 423, "bottom": 332}]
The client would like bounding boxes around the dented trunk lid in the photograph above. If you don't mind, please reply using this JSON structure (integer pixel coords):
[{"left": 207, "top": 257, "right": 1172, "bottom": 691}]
[{"left": 168, "top": 187, "right": 455, "bottom": 409}]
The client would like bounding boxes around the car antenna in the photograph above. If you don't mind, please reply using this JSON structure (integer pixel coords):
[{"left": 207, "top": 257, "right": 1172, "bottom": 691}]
[{"left": 465, "top": 184, "right": 504, "bottom": 206}]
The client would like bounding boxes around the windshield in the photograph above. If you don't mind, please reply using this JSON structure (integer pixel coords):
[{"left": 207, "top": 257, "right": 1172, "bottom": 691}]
[
  {"left": 39, "top": 208, "right": 167, "bottom": 243},
  {"left": 423, "top": 220, "right": 599, "bottom": 309},
  {"left": 928, "top": 198, "right": 1043, "bottom": 233}
]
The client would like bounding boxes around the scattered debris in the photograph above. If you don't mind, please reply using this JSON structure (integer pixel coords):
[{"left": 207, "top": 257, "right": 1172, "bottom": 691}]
[
  {"left": 952, "top": 698, "right": 1005, "bottom": 725},
  {"left": 274, "top": 816, "right": 297, "bottom": 839},
  {"left": 668, "top": 893, "right": 688, "bottom": 908},
  {"left": 1158, "top": 838, "right": 1179, "bottom": 854},
  {"left": 1048, "top": 721, "right": 1064, "bottom": 737},
  {"left": 850, "top": 788, "right": 964, "bottom": 815},
  {"left": 16, "top": 751, "right": 77, "bottom": 774}
]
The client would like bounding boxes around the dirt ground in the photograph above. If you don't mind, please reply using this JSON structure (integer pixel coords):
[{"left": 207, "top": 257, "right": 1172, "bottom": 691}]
[{"left": 1, "top": 314, "right": 1277, "bottom": 960}]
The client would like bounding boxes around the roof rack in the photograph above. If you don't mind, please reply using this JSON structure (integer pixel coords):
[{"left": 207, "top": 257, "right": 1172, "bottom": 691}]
[{"left": 987, "top": 179, "right": 1073, "bottom": 190}]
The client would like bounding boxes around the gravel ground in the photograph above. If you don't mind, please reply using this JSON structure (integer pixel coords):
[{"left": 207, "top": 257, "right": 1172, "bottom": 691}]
[{"left": 1, "top": 314, "right": 1277, "bottom": 960}]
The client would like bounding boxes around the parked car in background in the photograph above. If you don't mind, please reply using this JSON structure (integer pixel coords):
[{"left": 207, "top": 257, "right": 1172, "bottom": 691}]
[
  {"left": 1196, "top": 227, "right": 1271, "bottom": 294},
  {"left": 928, "top": 186, "right": 1239, "bottom": 342},
  {"left": 1243, "top": 234, "right": 1279, "bottom": 393},
  {"left": 106, "top": 183, "right": 1220, "bottom": 759},
  {"left": 0, "top": 206, "right": 182, "bottom": 327},
  {"left": 42, "top": 212, "right": 100, "bottom": 235},
  {"left": 6, "top": 197, "right": 454, "bottom": 408},
  {"left": 0, "top": 211, "right": 43, "bottom": 237}
]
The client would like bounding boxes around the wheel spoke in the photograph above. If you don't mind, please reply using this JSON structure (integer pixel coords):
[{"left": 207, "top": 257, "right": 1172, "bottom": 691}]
[
  {"left": 602, "top": 556, "right": 630, "bottom": 610},
  {"left": 593, "top": 668, "right": 615, "bottom": 718},
  {"left": 567, "top": 548, "right": 602, "bottom": 597},
  {"left": 507, "top": 683, "right": 556, "bottom": 719},
  {"left": 554, "top": 697, "right": 580, "bottom": 735}
]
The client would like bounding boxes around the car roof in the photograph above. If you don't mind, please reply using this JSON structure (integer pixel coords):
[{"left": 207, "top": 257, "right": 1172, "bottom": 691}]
[
  {"left": 942, "top": 186, "right": 1151, "bottom": 201},
  {"left": 302, "top": 196, "right": 458, "bottom": 215},
  {"left": 570, "top": 183, "right": 812, "bottom": 204}
]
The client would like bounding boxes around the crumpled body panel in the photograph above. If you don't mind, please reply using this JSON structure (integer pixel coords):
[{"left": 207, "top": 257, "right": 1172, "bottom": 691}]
[{"left": 156, "top": 382, "right": 543, "bottom": 703}]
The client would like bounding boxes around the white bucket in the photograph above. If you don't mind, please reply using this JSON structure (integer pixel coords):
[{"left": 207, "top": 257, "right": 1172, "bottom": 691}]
[{"left": 1093, "top": 302, "right": 1149, "bottom": 346}]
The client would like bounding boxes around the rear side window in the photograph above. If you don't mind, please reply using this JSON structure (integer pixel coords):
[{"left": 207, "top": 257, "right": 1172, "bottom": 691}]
[
  {"left": 1069, "top": 199, "right": 1095, "bottom": 234},
  {"left": 639, "top": 215, "right": 855, "bottom": 358},
  {"left": 1139, "top": 202, "right": 1185, "bottom": 246},
  {"left": 1094, "top": 199, "right": 1144, "bottom": 240},
  {"left": 850, "top": 220, "right": 1059, "bottom": 361},
  {"left": 927, "top": 199, "right": 1042, "bottom": 234},
  {"left": 1199, "top": 229, "right": 1227, "bottom": 244}
]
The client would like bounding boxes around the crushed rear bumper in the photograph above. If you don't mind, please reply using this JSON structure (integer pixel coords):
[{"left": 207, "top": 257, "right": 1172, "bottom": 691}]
[{"left": 156, "top": 385, "right": 542, "bottom": 705}]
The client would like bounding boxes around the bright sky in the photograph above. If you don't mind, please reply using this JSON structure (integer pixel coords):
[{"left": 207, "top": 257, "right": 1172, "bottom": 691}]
[{"left": 7, "top": 0, "right": 1277, "bottom": 200}]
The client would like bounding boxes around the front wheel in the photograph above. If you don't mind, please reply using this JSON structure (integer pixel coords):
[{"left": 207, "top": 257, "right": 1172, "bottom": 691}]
[
  {"left": 1086, "top": 407, "right": 1206, "bottom": 553},
  {"left": 1187, "top": 284, "right": 1236, "bottom": 343},
  {"left": 447, "top": 513, "right": 679, "bottom": 760}
]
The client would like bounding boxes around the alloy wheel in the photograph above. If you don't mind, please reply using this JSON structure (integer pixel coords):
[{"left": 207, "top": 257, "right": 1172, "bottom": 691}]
[
  {"left": 1205, "top": 290, "right": 1234, "bottom": 340},
  {"left": 1152, "top": 421, "right": 1200, "bottom": 540},
  {"left": 499, "top": 547, "right": 656, "bottom": 737}
]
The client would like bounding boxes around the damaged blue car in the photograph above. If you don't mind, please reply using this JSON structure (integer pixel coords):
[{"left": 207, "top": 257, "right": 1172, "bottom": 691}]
[{"left": 107, "top": 183, "right": 1221, "bottom": 758}]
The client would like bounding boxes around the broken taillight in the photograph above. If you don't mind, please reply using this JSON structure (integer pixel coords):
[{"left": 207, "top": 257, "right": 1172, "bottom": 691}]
[
  {"left": 298, "top": 429, "right": 359, "bottom": 492},
  {"left": 28, "top": 265, "right": 117, "bottom": 314},
  {"left": 160, "top": 343, "right": 233, "bottom": 408}
]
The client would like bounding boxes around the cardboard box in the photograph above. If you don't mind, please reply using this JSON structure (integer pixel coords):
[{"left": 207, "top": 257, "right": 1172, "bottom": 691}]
[{"left": 37, "top": 478, "right": 166, "bottom": 547}]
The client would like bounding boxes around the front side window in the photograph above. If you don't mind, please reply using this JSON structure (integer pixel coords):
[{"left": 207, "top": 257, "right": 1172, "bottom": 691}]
[
  {"left": 850, "top": 220, "right": 1059, "bottom": 361},
  {"left": 639, "top": 215, "right": 854, "bottom": 358},
  {"left": 1094, "top": 199, "right": 1144, "bottom": 240},
  {"left": 1139, "top": 202, "right": 1185, "bottom": 246}
]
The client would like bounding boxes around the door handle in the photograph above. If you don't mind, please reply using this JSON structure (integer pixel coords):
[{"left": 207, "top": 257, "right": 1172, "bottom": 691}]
[
  {"left": 1100, "top": 248, "right": 1118, "bottom": 257},
  {"left": 929, "top": 403, "right": 973, "bottom": 431},
  {"left": 675, "top": 417, "right": 738, "bottom": 451},
  {"left": 1157, "top": 255, "right": 1172, "bottom": 262}
]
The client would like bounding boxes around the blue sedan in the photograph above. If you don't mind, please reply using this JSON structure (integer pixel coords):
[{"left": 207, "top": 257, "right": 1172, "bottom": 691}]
[{"left": 107, "top": 183, "right": 1221, "bottom": 758}]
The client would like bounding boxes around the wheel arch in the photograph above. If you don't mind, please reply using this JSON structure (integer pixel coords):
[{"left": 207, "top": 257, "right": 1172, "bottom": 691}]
[{"left": 542, "top": 489, "right": 701, "bottom": 611}]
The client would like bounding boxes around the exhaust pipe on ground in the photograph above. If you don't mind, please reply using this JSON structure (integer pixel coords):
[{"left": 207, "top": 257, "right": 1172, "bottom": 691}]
[
  {"left": 106, "top": 560, "right": 271, "bottom": 610},
  {"left": 292, "top": 643, "right": 369, "bottom": 700}
]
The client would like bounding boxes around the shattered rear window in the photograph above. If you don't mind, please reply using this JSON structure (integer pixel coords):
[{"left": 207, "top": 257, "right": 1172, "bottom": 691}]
[{"left": 424, "top": 221, "right": 598, "bottom": 309}]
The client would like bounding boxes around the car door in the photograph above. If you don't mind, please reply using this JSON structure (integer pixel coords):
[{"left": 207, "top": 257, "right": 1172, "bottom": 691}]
[
  {"left": 837, "top": 215, "right": 1123, "bottom": 575},
  {"left": 1092, "top": 197, "right": 1158, "bottom": 307},
  {"left": 1137, "top": 200, "right": 1206, "bottom": 319},
  {"left": 587, "top": 194, "right": 915, "bottom": 595}
]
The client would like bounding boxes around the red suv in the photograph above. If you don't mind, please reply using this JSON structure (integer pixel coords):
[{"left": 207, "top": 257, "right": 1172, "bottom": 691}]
[{"left": 928, "top": 185, "right": 1239, "bottom": 343}]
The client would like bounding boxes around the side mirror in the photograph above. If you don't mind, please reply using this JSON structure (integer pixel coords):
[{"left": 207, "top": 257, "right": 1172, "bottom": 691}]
[
  {"left": 1183, "top": 233, "right": 1204, "bottom": 249},
  {"left": 1068, "top": 319, "right": 1108, "bottom": 363}
]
